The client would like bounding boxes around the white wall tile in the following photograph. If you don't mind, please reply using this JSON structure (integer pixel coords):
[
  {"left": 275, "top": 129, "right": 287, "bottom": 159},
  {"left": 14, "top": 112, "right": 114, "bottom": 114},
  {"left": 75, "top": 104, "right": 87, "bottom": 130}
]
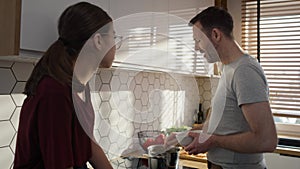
[
  {"left": 154, "top": 78, "right": 160, "bottom": 89},
  {"left": 0, "top": 62, "right": 217, "bottom": 167},
  {"left": 0, "top": 147, "right": 14, "bottom": 169},
  {"left": 100, "top": 70, "right": 112, "bottom": 84},
  {"left": 11, "top": 94, "right": 26, "bottom": 107},
  {"left": 125, "top": 124, "right": 134, "bottom": 138},
  {"left": 133, "top": 85, "right": 142, "bottom": 99},
  {"left": 91, "top": 93, "right": 102, "bottom": 112},
  {"left": 141, "top": 78, "right": 149, "bottom": 91},
  {"left": 119, "top": 71, "right": 129, "bottom": 84},
  {"left": 141, "top": 92, "right": 149, "bottom": 106},
  {"left": 159, "top": 74, "right": 166, "bottom": 84},
  {"left": 99, "top": 102, "right": 111, "bottom": 119},
  {"left": 10, "top": 134, "right": 17, "bottom": 154},
  {"left": 134, "top": 100, "right": 142, "bottom": 111},
  {"left": 99, "top": 136, "right": 110, "bottom": 151},
  {"left": 0, "top": 95, "right": 16, "bottom": 121},
  {"left": 0, "top": 61, "right": 13, "bottom": 68},
  {"left": 93, "top": 129, "right": 101, "bottom": 143},
  {"left": 203, "top": 91, "right": 211, "bottom": 100},
  {"left": 119, "top": 84, "right": 128, "bottom": 91},
  {"left": 0, "top": 121, "right": 15, "bottom": 147},
  {"left": 98, "top": 120, "right": 110, "bottom": 137},
  {"left": 11, "top": 107, "right": 21, "bottom": 131},
  {"left": 12, "top": 62, "right": 34, "bottom": 81},
  {"left": 109, "top": 110, "right": 120, "bottom": 126},
  {"left": 148, "top": 73, "right": 155, "bottom": 85},
  {"left": 134, "top": 73, "right": 143, "bottom": 84},
  {"left": 0, "top": 69, "right": 16, "bottom": 94},
  {"left": 203, "top": 80, "right": 211, "bottom": 90},
  {"left": 11, "top": 82, "right": 26, "bottom": 94},
  {"left": 110, "top": 76, "right": 121, "bottom": 91},
  {"left": 90, "top": 74, "right": 101, "bottom": 92}
]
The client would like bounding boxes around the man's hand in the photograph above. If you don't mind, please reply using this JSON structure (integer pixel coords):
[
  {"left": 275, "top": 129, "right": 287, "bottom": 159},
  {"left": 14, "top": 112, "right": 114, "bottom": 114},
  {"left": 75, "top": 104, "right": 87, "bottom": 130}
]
[
  {"left": 164, "top": 132, "right": 179, "bottom": 149},
  {"left": 184, "top": 132, "right": 214, "bottom": 155}
]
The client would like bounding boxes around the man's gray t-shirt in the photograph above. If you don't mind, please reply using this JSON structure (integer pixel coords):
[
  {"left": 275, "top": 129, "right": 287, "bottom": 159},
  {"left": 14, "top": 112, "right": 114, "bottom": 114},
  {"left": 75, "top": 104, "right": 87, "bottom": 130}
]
[{"left": 207, "top": 54, "right": 269, "bottom": 169}]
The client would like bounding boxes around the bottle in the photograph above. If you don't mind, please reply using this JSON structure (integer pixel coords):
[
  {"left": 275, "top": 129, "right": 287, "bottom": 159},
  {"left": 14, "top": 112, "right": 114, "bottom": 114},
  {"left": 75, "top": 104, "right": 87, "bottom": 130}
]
[{"left": 197, "top": 103, "right": 204, "bottom": 124}]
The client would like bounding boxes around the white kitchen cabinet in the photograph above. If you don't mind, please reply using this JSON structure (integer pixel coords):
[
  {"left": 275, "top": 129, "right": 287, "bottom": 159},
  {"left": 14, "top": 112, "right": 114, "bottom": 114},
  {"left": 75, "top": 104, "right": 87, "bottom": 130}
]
[
  {"left": 110, "top": 0, "right": 215, "bottom": 74},
  {"left": 20, "top": 0, "right": 214, "bottom": 55},
  {"left": 21, "top": 0, "right": 170, "bottom": 52},
  {"left": 20, "top": 0, "right": 109, "bottom": 52},
  {"left": 109, "top": 0, "right": 153, "bottom": 20},
  {"left": 169, "top": 0, "right": 213, "bottom": 20}
]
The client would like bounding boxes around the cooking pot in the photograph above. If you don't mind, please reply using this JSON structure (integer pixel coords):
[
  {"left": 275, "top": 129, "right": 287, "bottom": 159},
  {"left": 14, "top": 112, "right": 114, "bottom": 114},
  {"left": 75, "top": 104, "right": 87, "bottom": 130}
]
[{"left": 147, "top": 145, "right": 180, "bottom": 169}]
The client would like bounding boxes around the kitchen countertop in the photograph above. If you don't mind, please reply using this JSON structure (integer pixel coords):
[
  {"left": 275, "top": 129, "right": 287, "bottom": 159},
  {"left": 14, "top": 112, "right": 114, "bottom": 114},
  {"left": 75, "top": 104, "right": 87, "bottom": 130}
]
[
  {"left": 275, "top": 146, "right": 300, "bottom": 157},
  {"left": 179, "top": 159, "right": 207, "bottom": 169},
  {"left": 116, "top": 143, "right": 300, "bottom": 168},
  {"left": 116, "top": 148, "right": 207, "bottom": 169},
  {"left": 276, "top": 135, "right": 300, "bottom": 157},
  {"left": 0, "top": 55, "right": 39, "bottom": 63}
]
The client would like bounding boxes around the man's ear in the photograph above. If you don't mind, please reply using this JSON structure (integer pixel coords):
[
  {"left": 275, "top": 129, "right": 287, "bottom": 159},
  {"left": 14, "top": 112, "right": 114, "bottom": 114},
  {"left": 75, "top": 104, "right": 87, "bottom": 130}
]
[
  {"left": 93, "top": 33, "right": 103, "bottom": 50},
  {"left": 211, "top": 28, "right": 222, "bottom": 43}
]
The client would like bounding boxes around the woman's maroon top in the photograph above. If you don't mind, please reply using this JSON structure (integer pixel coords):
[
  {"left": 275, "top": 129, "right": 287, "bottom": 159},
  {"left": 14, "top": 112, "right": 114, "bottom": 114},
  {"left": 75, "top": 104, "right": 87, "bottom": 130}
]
[{"left": 14, "top": 76, "right": 94, "bottom": 169}]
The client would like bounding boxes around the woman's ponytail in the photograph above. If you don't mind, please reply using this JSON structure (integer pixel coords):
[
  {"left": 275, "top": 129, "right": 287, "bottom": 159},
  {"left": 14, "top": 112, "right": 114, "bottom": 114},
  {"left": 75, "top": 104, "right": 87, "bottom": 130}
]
[
  {"left": 24, "top": 2, "right": 112, "bottom": 95},
  {"left": 24, "top": 40, "right": 72, "bottom": 95}
]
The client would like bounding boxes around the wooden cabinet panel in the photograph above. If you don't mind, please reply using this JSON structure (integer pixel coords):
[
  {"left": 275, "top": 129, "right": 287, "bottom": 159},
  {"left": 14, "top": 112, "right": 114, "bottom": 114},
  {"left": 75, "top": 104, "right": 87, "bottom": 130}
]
[{"left": 0, "top": 0, "right": 21, "bottom": 56}]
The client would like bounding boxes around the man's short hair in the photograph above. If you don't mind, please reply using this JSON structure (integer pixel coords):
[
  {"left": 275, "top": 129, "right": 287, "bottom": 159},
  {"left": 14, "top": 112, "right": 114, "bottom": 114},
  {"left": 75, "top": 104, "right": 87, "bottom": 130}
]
[{"left": 189, "top": 6, "right": 233, "bottom": 38}]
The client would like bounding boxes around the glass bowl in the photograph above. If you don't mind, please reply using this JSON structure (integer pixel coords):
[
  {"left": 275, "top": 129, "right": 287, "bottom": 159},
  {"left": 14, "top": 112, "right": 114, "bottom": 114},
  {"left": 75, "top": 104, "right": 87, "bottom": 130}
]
[{"left": 138, "top": 130, "right": 165, "bottom": 152}]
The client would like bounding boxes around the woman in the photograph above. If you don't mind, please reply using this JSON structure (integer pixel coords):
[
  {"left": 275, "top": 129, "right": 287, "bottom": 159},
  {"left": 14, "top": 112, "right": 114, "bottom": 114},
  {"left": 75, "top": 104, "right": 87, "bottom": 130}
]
[{"left": 14, "top": 2, "right": 116, "bottom": 169}]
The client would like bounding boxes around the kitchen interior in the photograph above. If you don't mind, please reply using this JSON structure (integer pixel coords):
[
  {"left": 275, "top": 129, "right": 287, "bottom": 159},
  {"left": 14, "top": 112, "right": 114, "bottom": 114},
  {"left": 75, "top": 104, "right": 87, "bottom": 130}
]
[{"left": 0, "top": 0, "right": 300, "bottom": 168}]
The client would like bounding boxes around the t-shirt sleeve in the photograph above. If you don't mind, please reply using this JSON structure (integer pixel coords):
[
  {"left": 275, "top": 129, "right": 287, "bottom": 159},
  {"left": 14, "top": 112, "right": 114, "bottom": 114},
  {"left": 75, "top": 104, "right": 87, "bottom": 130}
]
[
  {"left": 232, "top": 64, "right": 269, "bottom": 106},
  {"left": 37, "top": 90, "right": 74, "bottom": 169}
]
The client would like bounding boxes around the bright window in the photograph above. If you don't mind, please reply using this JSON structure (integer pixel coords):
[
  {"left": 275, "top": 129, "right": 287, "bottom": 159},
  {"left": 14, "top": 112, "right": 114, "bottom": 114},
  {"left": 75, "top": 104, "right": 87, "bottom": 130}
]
[{"left": 242, "top": 0, "right": 300, "bottom": 136}]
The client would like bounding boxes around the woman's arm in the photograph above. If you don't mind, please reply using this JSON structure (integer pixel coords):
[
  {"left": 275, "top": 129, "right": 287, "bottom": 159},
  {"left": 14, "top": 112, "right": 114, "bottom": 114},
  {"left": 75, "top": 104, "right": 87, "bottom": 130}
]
[{"left": 89, "top": 140, "right": 113, "bottom": 169}]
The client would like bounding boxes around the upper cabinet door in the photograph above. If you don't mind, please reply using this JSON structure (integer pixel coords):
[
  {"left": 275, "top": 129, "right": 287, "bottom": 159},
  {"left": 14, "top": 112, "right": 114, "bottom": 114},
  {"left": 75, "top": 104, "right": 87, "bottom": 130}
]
[
  {"left": 0, "top": 0, "right": 21, "bottom": 56},
  {"left": 20, "top": 0, "right": 109, "bottom": 52},
  {"left": 110, "top": 0, "right": 214, "bottom": 74},
  {"left": 20, "top": 0, "right": 214, "bottom": 54},
  {"left": 110, "top": 0, "right": 158, "bottom": 20}
]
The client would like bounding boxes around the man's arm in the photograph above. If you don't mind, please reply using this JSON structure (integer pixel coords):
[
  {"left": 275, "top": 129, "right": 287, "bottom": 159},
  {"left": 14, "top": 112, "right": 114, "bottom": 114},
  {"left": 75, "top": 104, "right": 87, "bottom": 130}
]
[
  {"left": 186, "top": 101, "right": 277, "bottom": 154},
  {"left": 213, "top": 101, "right": 277, "bottom": 153}
]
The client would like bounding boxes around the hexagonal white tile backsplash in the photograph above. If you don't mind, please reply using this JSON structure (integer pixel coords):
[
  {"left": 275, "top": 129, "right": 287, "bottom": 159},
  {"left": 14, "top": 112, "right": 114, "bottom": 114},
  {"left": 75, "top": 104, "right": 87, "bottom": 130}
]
[
  {"left": 0, "top": 60, "right": 218, "bottom": 169},
  {"left": 0, "top": 69, "right": 16, "bottom": 94},
  {"left": 0, "top": 147, "right": 14, "bottom": 169},
  {"left": 0, "top": 95, "right": 16, "bottom": 121}
]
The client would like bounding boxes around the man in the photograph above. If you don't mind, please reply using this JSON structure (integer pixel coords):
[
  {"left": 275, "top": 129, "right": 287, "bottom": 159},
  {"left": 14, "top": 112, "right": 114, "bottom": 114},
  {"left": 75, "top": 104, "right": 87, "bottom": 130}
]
[{"left": 185, "top": 6, "right": 277, "bottom": 169}]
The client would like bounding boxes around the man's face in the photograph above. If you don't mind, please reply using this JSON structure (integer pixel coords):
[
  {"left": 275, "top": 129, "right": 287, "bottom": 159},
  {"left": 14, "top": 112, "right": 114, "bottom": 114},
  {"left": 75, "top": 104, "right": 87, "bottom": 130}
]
[{"left": 192, "top": 22, "right": 220, "bottom": 63}]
